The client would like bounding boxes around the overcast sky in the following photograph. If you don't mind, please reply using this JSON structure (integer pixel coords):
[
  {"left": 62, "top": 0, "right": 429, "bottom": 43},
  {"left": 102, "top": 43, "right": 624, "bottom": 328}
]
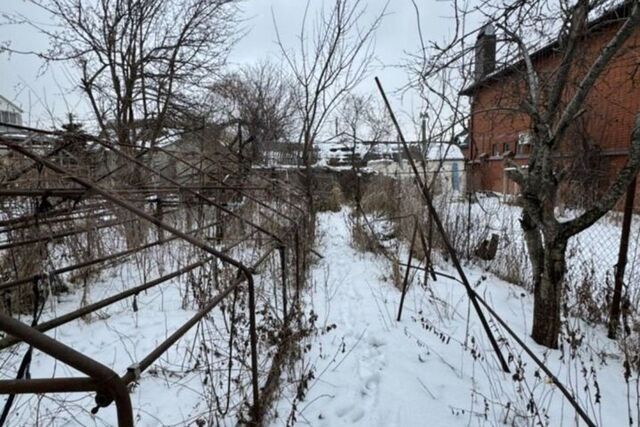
[{"left": 0, "top": 0, "right": 475, "bottom": 139}]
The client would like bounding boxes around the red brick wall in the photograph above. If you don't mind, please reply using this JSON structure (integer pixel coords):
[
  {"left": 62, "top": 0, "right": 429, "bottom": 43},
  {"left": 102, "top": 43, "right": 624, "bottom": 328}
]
[{"left": 467, "top": 22, "right": 640, "bottom": 210}]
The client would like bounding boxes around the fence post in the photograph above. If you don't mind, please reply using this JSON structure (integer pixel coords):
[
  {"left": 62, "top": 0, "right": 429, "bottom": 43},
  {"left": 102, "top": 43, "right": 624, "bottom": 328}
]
[
  {"left": 279, "top": 245, "right": 287, "bottom": 323},
  {"left": 608, "top": 177, "right": 637, "bottom": 339},
  {"left": 155, "top": 198, "right": 164, "bottom": 240},
  {"left": 397, "top": 218, "right": 418, "bottom": 321},
  {"left": 466, "top": 191, "right": 472, "bottom": 260}
]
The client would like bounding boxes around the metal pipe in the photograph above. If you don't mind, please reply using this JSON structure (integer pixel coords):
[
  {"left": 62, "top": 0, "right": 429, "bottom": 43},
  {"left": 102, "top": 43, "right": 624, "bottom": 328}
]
[
  {"left": 0, "top": 313, "right": 134, "bottom": 427},
  {"left": 375, "top": 76, "right": 511, "bottom": 374},
  {"left": 397, "top": 219, "right": 418, "bottom": 321},
  {"left": 471, "top": 290, "right": 597, "bottom": 427},
  {"left": 0, "top": 216, "right": 136, "bottom": 252},
  {"left": 279, "top": 246, "right": 287, "bottom": 323},
  {"left": 0, "top": 186, "right": 268, "bottom": 197},
  {"left": 0, "top": 378, "right": 100, "bottom": 394},
  {"left": 608, "top": 177, "right": 637, "bottom": 338},
  {"left": 418, "top": 220, "right": 437, "bottom": 282},
  {"left": 0, "top": 137, "right": 263, "bottom": 418}
]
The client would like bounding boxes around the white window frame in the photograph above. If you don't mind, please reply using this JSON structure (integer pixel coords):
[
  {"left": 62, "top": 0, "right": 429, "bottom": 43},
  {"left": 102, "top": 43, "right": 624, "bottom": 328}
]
[{"left": 517, "top": 131, "right": 532, "bottom": 146}]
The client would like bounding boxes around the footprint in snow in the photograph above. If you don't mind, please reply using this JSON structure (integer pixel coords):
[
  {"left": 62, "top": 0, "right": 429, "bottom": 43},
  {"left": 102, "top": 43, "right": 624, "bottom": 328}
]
[
  {"left": 335, "top": 403, "right": 365, "bottom": 423},
  {"left": 366, "top": 334, "right": 386, "bottom": 348}
]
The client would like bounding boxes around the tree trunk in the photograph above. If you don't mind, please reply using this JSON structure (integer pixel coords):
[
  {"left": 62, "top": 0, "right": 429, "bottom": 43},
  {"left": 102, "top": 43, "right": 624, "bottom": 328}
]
[{"left": 531, "top": 238, "right": 567, "bottom": 348}]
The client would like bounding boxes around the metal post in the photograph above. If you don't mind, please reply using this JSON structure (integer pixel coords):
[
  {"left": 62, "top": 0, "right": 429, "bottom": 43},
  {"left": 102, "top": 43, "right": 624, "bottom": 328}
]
[
  {"left": 467, "top": 192, "right": 472, "bottom": 260},
  {"left": 608, "top": 177, "right": 637, "bottom": 338},
  {"left": 375, "top": 76, "right": 511, "bottom": 373},
  {"left": 417, "top": 222, "right": 436, "bottom": 286},
  {"left": 279, "top": 246, "right": 288, "bottom": 323},
  {"left": 397, "top": 219, "right": 418, "bottom": 321},
  {"left": 294, "top": 229, "right": 301, "bottom": 302}
]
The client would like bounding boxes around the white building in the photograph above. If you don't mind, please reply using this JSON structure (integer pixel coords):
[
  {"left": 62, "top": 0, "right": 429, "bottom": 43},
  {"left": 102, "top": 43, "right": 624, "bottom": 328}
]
[
  {"left": 367, "top": 142, "right": 466, "bottom": 194},
  {"left": 0, "top": 95, "right": 23, "bottom": 133}
]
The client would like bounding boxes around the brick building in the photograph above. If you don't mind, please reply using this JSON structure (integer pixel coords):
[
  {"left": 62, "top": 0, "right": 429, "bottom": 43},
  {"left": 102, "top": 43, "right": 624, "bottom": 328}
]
[{"left": 460, "top": 3, "right": 640, "bottom": 210}]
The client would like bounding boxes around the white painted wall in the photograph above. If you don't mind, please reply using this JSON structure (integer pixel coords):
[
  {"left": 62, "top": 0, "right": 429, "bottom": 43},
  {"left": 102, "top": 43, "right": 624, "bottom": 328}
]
[
  {"left": 0, "top": 95, "right": 23, "bottom": 132},
  {"left": 368, "top": 158, "right": 466, "bottom": 194}
]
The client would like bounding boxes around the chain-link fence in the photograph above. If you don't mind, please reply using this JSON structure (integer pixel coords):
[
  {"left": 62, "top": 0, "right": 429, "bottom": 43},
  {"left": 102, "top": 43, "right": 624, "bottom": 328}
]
[{"left": 436, "top": 181, "right": 640, "bottom": 325}]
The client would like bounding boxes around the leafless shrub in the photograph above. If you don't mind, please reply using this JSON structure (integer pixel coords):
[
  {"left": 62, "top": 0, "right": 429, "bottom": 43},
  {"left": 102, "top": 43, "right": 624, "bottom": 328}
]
[
  {"left": 315, "top": 180, "right": 344, "bottom": 213},
  {"left": 359, "top": 175, "right": 400, "bottom": 217}
]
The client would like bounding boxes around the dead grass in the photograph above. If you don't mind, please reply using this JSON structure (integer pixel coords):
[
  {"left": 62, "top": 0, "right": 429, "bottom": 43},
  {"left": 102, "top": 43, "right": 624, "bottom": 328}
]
[{"left": 316, "top": 181, "right": 344, "bottom": 213}]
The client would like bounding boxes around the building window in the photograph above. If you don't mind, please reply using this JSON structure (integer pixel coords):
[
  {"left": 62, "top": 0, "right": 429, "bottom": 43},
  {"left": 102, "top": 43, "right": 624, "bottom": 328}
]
[
  {"left": 492, "top": 143, "right": 498, "bottom": 156},
  {"left": 0, "top": 111, "right": 21, "bottom": 125},
  {"left": 503, "top": 143, "right": 510, "bottom": 153},
  {"left": 517, "top": 131, "right": 532, "bottom": 154}
]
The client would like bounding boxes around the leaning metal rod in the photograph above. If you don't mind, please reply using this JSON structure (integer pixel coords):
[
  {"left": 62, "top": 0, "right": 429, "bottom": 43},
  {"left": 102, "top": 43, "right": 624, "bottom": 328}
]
[
  {"left": 417, "top": 221, "right": 437, "bottom": 282},
  {"left": 0, "top": 215, "right": 139, "bottom": 252},
  {"left": 0, "top": 313, "right": 134, "bottom": 427},
  {"left": 399, "top": 258, "right": 597, "bottom": 426},
  {"left": 120, "top": 245, "right": 277, "bottom": 387},
  {"left": 374, "top": 76, "right": 511, "bottom": 373},
  {"left": 397, "top": 218, "right": 418, "bottom": 321},
  {"left": 0, "top": 137, "right": 262, "bottom": 418},
  {"left": 608, "top": 176, "right": 637, "bottom": 338},
  {"left": 0, "top": 204, "right": 113, "bottom": 234},
  {"left": 0, "top": 206, "right": 178, "bottom": 249},
  {"left": 279, "top": 246, "right": 287, "bottom": 323},
  {"left": 0, "top": 201, "right": 110, "bottom": 230},
  {"left": 471, "top": 290, "right": 597, "bottom": 427}
]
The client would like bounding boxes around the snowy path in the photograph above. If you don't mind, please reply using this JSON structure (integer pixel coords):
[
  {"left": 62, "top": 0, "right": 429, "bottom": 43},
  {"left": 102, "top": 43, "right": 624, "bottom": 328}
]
[
  {"left": 271, "top": 209, "right": 637, "bottom": 427},
  {"left": 275, "top": 210, "right": 492, "bottom": 426}
]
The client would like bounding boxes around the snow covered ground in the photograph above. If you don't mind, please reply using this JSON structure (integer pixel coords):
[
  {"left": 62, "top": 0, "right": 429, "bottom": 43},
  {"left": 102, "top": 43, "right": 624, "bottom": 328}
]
[
  {"left": 271, "top": 209, "right": 638, "bottom": 427},
  {"left": 1, "top": 238, "right": 276, "bottom": 426},
  {"left": 2, "top": 204, "right": 638, "bottom": 426}
]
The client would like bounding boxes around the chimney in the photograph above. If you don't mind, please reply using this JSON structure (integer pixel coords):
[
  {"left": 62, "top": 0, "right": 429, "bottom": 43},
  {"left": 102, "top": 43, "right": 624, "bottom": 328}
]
[{"left": 474, "top": 23, "right": 496, "bottom": 81}]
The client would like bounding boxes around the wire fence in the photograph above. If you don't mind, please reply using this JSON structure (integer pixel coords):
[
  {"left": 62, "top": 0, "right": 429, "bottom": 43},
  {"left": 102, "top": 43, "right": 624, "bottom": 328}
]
[{"left": 426, "top": 174, "right": 640, "bottom": 327}]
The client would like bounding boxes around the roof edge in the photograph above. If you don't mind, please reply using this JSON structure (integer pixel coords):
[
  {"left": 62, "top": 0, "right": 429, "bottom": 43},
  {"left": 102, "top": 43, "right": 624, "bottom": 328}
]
[
  {"left": 459, "top": 1, "right": 632, "bottom": 96},
  {"left": 0, "top": 94, "right": 24, "bottom": 112}
]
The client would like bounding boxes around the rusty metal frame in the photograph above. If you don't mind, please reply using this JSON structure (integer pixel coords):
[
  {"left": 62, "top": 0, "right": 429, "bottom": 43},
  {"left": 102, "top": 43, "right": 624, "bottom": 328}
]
[{"left": 0, "top": 124, "right": 307, "bottom": 425}]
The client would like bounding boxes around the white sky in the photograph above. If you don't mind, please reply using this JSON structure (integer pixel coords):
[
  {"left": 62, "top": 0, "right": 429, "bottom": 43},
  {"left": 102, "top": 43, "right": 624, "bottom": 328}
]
[{"left": 0, "top": 0, "right": 474, "bottom": 139}]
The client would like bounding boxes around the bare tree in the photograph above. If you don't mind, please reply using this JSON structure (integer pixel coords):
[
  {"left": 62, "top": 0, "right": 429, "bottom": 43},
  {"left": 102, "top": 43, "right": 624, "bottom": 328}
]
[
  {"left": 14, "top": 0, "right": 239, "bottom": 150},
  {"left": 412, "top": 0, "right": 640, "bottom": 348},
  {"left": 208, "top": 61, "right": 297, "bottom": 164},
  {"left": 335, "top": 93, "right": 393, "bottom": 143},
  {"left": 273, "top": 0, "right": 387, "bottom": 211}
]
